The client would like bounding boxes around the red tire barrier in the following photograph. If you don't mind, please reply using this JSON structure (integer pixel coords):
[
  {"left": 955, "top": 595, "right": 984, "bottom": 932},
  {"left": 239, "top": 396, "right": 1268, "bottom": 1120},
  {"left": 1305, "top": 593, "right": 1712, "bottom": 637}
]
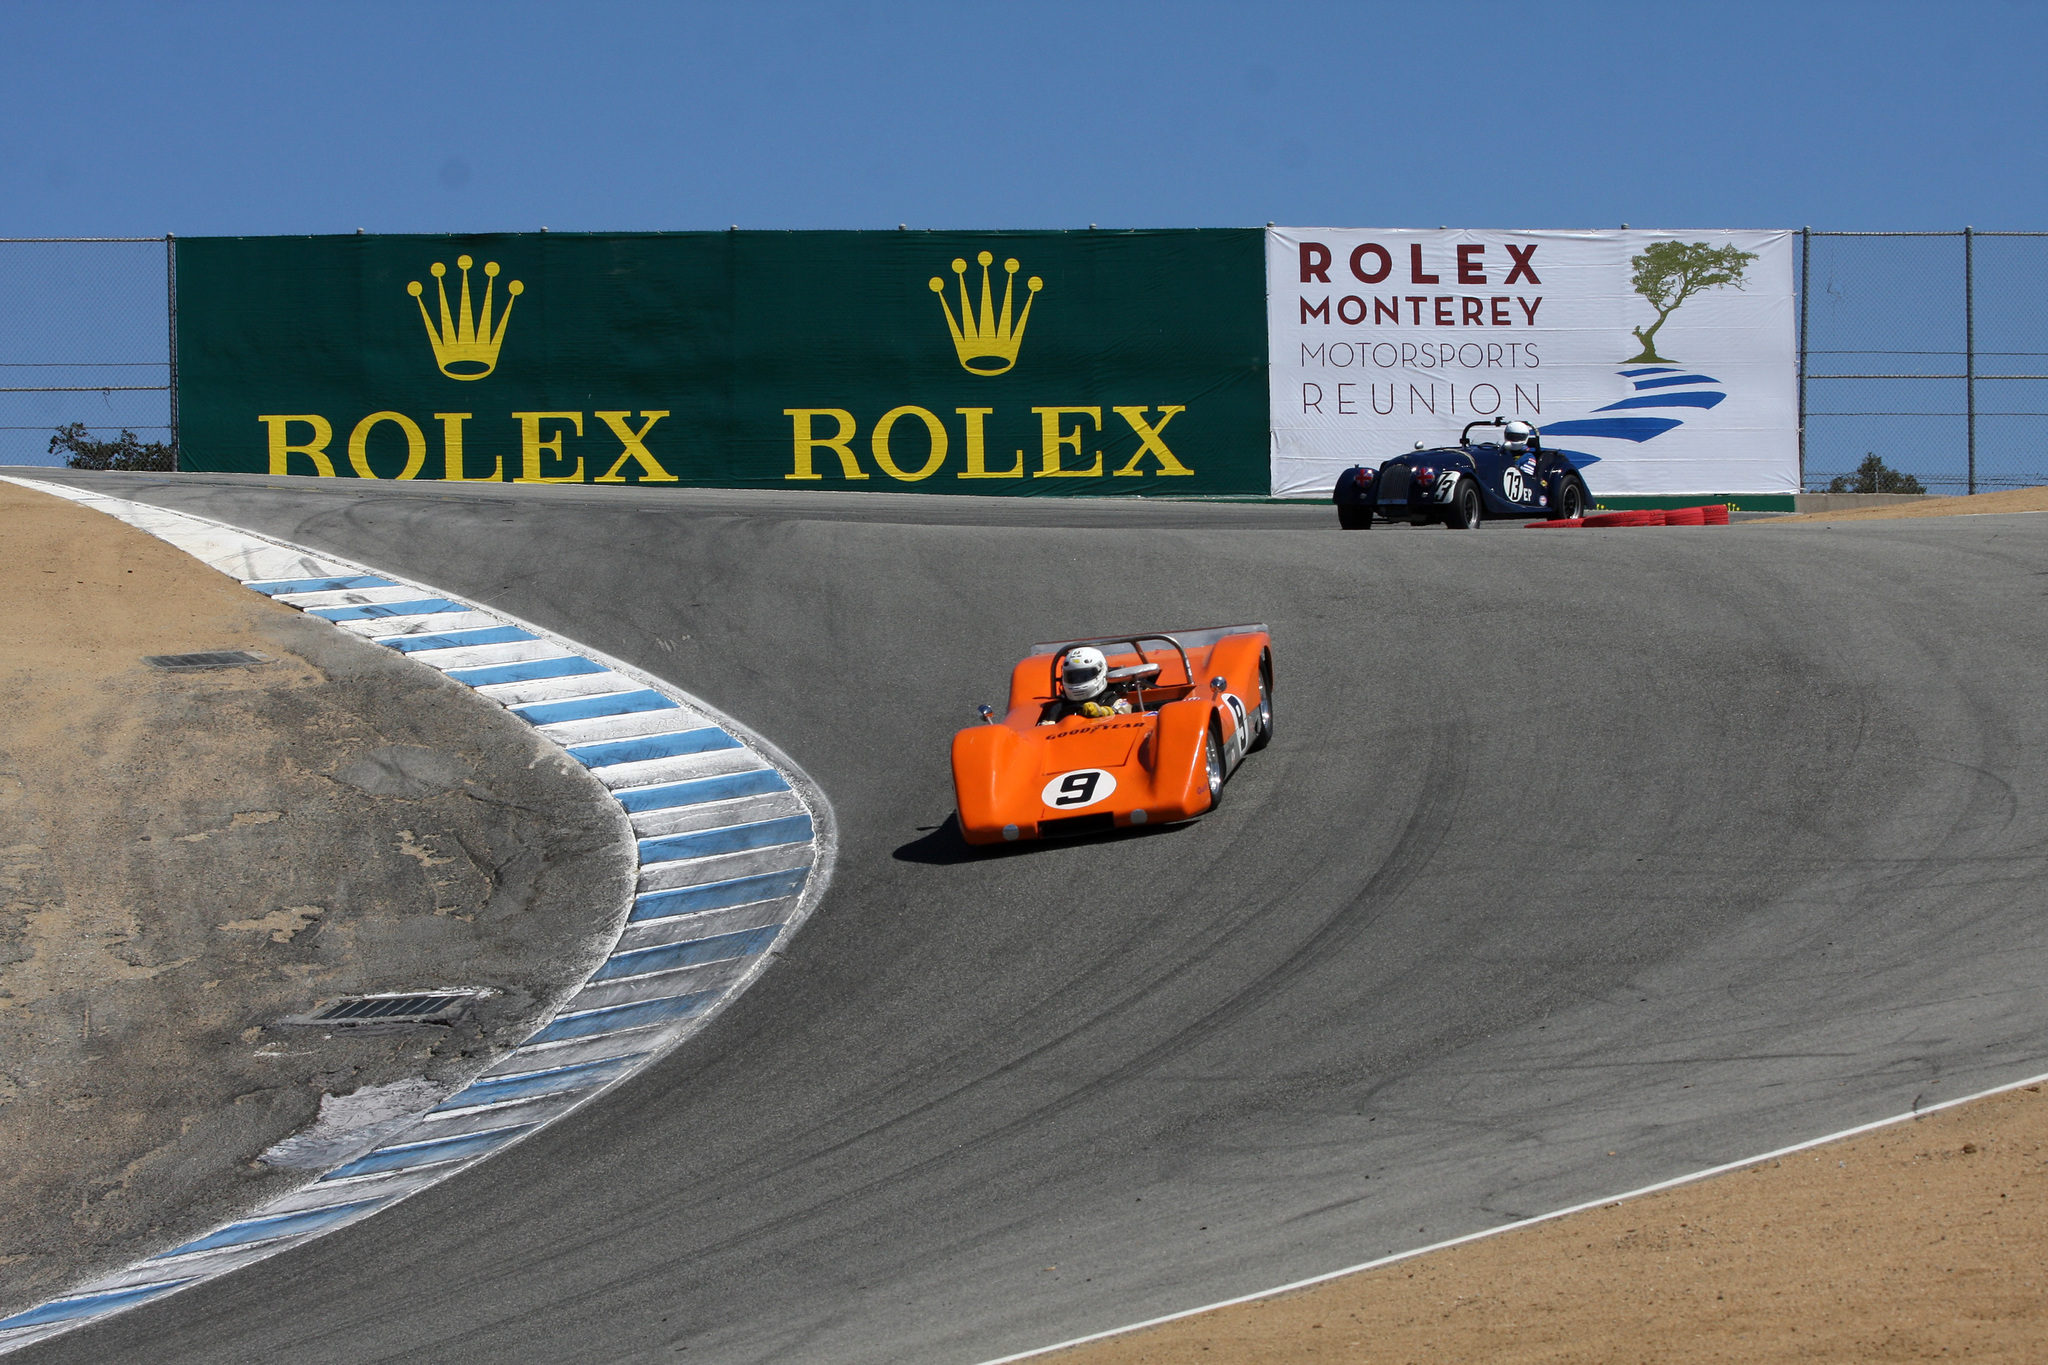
[
  {"left": 1585, "top": 509, "right": 1664, "bottom": 527},
  {"left": 1556, "top": 506, "right": 1727, "bottom": 528}
]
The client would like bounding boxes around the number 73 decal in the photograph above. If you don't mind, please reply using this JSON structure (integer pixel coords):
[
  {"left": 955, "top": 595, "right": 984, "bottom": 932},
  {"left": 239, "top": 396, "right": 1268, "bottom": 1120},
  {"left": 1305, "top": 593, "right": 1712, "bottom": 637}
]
[{"left": 1042, "top": 768, "right": 1118, "bottom": 809}]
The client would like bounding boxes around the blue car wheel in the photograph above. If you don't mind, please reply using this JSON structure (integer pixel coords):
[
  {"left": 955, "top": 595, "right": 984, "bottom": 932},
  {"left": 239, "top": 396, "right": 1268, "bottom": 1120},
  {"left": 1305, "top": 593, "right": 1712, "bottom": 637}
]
[
  {"left": 1444, "top": 477, "right": 1484, "bottom": 529},
  {"left": 1554, "top": 478, "right": 1587, "bottom": 521}
]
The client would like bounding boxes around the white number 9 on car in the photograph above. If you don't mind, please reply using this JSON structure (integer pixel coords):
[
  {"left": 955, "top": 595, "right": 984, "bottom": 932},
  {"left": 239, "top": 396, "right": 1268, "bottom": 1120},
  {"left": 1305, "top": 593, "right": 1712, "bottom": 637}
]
[{"left": 1041, "top": 768, "right": 1117, "bottom": 809}]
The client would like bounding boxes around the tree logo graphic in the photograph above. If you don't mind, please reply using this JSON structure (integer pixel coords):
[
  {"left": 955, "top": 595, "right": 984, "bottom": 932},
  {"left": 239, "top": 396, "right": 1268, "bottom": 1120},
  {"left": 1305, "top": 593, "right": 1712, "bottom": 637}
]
[{"left": 1626, "top": 241, "right": 1757, "bottom": 363}]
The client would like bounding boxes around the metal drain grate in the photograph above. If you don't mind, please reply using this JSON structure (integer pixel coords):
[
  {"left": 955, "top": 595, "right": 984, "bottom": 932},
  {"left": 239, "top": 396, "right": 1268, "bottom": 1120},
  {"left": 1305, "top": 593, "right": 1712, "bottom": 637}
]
[
  {"left": 280, "top": 991, "right": 484, "bottom": 1034},
  {"left": 144, "top": 650, "right": 271, "bottom": 671}
]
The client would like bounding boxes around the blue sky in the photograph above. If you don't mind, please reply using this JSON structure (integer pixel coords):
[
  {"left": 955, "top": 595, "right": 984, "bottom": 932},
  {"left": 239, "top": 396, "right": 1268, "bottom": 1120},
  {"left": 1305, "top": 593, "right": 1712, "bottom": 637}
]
[
  {"left": 3, "top": 1, "right": 2040, "bottom": 481},
  {"left": 3, "top": 0, "right": 2042, "bottom": 237}
]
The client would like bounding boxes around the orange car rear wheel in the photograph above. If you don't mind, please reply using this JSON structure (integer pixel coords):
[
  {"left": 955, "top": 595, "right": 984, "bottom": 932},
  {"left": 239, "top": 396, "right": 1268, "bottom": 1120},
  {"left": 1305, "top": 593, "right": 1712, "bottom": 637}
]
[
  {"left": 1204, "top": 723, "right": 1225, "bottom": 812},
  {"left": 1248, "top": 651, "right": 1273, "bottom": 753}
]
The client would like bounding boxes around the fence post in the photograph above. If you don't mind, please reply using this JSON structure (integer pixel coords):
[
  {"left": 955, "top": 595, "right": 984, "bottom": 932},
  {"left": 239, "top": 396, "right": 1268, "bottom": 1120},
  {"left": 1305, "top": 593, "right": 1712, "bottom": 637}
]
[
  {"left": 1798, "top": 226, "right": 1810, "bottom": 492},
  {"left": 165, "top": 233, "right": 179, "bottom": 472},
  {"left": 1963, "top": 225, "right": 1975, "bottom": 496}
]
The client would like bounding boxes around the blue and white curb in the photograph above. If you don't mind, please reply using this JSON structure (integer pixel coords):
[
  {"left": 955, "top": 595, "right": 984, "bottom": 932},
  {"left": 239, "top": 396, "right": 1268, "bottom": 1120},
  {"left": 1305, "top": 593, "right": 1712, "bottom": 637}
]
[{"left": 0, "top": 477, "right": 835, "bottom": 1353}]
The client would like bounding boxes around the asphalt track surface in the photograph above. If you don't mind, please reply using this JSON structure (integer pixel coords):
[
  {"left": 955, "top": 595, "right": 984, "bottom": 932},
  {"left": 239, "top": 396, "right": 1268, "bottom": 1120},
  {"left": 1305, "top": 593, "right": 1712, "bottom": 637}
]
[{"left": 17, "top": 471, "right": 2048, "bottom": 1365}]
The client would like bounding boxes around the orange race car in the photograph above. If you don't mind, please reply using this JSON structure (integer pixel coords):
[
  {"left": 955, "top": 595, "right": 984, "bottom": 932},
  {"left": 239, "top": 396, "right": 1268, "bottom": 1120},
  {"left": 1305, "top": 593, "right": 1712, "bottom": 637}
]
[{"left": 951, "top": 624, "right": 1273, "bottom": 845}]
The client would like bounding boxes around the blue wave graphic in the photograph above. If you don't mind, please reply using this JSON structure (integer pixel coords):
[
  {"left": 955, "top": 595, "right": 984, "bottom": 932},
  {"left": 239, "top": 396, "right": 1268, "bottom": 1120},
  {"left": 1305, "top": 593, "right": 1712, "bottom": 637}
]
[
  {"left": 1539, "top": 366, "right": 1730, "bottom": 462},
  {"left": 1594, "top": 391, "right": 1725, "bottom": 412},
  {"left": 1541, "top": 417, "right": 1684, "bottom": 444}
]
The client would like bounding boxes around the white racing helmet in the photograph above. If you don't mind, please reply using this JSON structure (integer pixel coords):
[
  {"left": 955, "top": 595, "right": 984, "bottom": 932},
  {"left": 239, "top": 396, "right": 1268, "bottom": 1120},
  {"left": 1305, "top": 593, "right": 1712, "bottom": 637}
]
[
  {"left": 1061, "top": 646, "right": 1110, "bottom": 702},
  {"left": 1503, "top": 420, "right": 1536, "bottom": 452}
]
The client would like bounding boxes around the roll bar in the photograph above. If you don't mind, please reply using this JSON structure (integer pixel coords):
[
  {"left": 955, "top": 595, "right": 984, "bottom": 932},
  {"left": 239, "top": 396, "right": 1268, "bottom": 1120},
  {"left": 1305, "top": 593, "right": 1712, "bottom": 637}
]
[
  {"left": 1046, "top": 633, "right": 1195, "bottom": 693},
  {"left": 1028, "top": 623, "right": 1269, "bottom": 656},
  {"left": 1460, "top": 417, "right": 1541, "bottom": 447}
]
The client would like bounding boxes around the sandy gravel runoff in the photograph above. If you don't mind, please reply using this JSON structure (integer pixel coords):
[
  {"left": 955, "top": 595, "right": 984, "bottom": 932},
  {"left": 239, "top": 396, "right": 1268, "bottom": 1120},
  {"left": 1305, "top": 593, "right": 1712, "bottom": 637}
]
[{"left": 1045, "top": 1083, "right": 2048, "bottom": 1365}]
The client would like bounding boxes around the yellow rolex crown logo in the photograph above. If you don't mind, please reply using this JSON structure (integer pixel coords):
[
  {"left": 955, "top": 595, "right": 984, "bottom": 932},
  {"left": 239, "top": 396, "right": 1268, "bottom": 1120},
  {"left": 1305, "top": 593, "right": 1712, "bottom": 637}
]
[
  {"left": 929, "top": 251, "right": 1042, "bottom": 376},
  {"left": 407, "top": 255, "right": 523, "bottom": 380}
]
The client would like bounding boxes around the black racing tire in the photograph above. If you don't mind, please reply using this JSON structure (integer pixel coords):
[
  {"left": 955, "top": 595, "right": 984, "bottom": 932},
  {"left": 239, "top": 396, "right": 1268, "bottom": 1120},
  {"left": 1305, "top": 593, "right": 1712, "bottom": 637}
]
[
  {"left": 1444, "top": 476, "right": 1484, "bottom": 530},
  {"left": 1332, "top": 468, "right": 1372, "bottom": 529},
  {"left": 1248, "top": 652, "right": 1273, "bottom": 752},
  {"left": 1553, "top": 478, "right": 1587, "bottom": 521},
  {"left": 1204, "top": 724, "right": 1225, "bottom": 812}
]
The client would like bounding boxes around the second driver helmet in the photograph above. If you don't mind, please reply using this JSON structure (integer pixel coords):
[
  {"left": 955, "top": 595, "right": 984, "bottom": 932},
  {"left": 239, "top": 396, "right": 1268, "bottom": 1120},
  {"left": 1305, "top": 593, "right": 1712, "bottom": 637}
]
[{"left": 1061, "top": 646, "right": 1110, "bottom": 702}]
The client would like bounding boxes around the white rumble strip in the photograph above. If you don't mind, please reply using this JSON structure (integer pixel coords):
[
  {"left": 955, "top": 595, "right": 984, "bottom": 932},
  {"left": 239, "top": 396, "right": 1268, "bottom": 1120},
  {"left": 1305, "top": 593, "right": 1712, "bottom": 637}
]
[{"left": 0, "top": 477, "right": 835, "bottom": 1353}]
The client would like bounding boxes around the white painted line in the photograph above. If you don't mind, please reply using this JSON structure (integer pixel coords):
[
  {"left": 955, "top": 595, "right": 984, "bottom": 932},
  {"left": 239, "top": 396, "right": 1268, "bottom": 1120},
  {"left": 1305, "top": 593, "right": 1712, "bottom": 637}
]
[
  {"left": 204, "top": 547, "right": 361, "bottom": 581},
  {"left": 506, "top": 678, "right": 649, "bottom": 708},
  {"left": 406, "top": 639, "right": 574, "bottom": 670},
  {"left": 353, "top": 609, "right": 505, "bottom": 638},
  {"left": 536, "top": 708, "right": 715, "bottom": 746},
  {"left": 631, "top": 792, "right": 806, "bottom": 839},
  {"left": 272, "top": 585, "right": 438, "bottom": 608},
  {"left": 471, "top": 671, "right": 637, "bottom": 705},
  {"left": 563, "top": 961, "right": 753, "bottom": 1013},
  {"left": 618, "top": 891, "right": 800, "bottom": 931},
  {"left": 477, "top": 1030, "right": 663, "bottom": 1075},
  {"left": 614, "top": 899, "right": 794, "bottom": 952},
  {"left": 635, "top": 843, "right": 813, "bottom": 893},
  {"left": 970, "top": 1066, "right": 2048, "bottom": 1365},
  {"left": 593, "top": 748, "right": 770, "bottom": 791},
  {"left": 248, "top": 1168, "right": 447, "bottom": 1214},
  {"left": 395, "top": 1101, "right": 583, "bottom": 1140}
]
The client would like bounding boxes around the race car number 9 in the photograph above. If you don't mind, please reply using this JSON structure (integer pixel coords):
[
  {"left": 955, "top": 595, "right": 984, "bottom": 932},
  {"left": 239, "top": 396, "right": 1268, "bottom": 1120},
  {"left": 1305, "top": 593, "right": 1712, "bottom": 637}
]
[{"left": 1042, "top": 768, "right": 1117, "bottom": 809}]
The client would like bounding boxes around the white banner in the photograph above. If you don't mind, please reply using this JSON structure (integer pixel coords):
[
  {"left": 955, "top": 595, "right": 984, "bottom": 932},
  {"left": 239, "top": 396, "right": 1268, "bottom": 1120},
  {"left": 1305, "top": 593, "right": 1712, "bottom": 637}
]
[{"left": 1267, "top": 228, "right": 1796, "bottom": 498}]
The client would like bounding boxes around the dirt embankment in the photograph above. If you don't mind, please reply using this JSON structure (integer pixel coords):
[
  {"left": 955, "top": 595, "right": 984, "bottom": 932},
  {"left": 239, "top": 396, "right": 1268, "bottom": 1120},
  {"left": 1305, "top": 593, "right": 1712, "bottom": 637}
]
[
  {"left": 0, "top": 480, "right": 631, "bottom": 1315},
  {"left": 1771, "top": 486, "right": 2048, "bottom": 523}
]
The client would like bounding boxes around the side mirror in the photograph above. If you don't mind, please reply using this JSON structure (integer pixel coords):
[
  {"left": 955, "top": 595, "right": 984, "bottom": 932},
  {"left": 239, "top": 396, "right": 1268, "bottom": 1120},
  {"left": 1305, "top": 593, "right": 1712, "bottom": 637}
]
[
  {"left": 1210, "top": 675, "right": 1228, "bottom": 694},
  {"left": 976, "top": 704, "right": 995, "bottom": 724}
]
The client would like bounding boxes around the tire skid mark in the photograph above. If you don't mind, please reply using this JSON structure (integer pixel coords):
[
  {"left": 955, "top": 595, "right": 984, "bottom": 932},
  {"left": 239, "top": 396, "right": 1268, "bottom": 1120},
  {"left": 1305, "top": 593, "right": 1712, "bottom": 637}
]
[{"left": 453, "top": 723, "right": 1474, "bottom": 1306}]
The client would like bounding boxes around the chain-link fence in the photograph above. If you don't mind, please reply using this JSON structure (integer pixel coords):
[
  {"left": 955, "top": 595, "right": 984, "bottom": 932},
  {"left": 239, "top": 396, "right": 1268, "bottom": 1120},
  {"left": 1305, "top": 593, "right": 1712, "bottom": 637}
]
[
  {"left": 5, "top": 232, "right": 2046, "bottom": 490},
  {"left": 0, "top": 237, "right": 174, "bottom": 468},
  {"left": 1800, "top": 229, "right": 2048, "bottom": 494}
]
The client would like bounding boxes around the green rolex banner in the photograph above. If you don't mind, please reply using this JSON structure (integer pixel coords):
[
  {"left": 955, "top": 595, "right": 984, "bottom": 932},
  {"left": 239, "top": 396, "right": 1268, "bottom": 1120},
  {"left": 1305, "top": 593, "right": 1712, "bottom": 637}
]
[{"left": 175, "top": 229, "right": 1269, "bottom": 495}]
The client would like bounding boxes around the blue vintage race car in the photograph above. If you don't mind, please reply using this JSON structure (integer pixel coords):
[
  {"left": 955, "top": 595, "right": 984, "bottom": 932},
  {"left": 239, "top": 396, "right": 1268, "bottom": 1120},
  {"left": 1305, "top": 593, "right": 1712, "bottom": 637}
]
[{"left": 1331, "top": 419, "right": 1593, "bottom": 529}]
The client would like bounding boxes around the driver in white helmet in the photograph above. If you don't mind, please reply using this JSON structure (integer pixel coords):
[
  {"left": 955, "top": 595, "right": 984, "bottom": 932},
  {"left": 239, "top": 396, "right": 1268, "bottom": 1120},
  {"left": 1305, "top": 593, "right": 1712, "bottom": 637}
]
[
  {"left": 1041, "top": 645, "right": 1135, "bottom": 723},
  {"left": 1501, "top": 419, "right": 1543, "bottom": 507}
]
